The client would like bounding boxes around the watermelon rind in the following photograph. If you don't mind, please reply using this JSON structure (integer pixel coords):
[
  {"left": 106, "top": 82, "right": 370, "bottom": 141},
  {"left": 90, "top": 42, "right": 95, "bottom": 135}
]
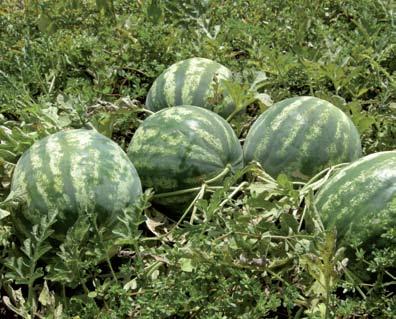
[
  {"left": 315, "top": 151, "right": 396, "bottom": 250},
  {"left": 127, "top": 105, "right": 243, "bottom": 209},
  {"left": 145, "top": 57, "right": 235, "bottom": 118},
  {"left": 243, "top": 96, "right": 362, "bottom": 180},
  {"left": 8, "top": 128, "right": 142, "bottom": 241}
]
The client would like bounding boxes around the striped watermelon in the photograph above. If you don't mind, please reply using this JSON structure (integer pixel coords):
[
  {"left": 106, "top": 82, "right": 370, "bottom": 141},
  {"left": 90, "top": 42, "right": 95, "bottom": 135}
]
[
  {"left": 9, "top": 129, "right": 142, "bottom": 241},
  {"left": 145, "top": 57, "right": 235, "bottom": 118},
  {"left": 243, "top": 96, "right": 362, "bottom": 181},
  {"left": 315, "top": 151, "right": 396, "bottom": 250},
  {"left": 127, "top": 105, "right": 243, "bottom": 209}
]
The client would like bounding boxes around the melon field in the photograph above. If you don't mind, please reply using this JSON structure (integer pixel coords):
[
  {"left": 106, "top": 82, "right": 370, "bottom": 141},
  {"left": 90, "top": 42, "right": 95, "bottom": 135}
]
[{"left": 0, "top": 1, "right": 396, "bottom": 318}]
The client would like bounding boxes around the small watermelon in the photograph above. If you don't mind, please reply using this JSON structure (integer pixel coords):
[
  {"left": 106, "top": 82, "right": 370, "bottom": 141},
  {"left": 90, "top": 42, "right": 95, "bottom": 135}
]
[
  {"left": 127, "top": 106, "right": 243, "bottom": 210},
  {"left": 315, "top": 151, "right": 396, "bottom": 250},
  {"left": 243, "top": 96, "right": 362, "bottom": 181},
  {"left": 145, "top": 57, "right": 235, "bottom": 118},
  {"left": 9, "top": 129, "right": 142, "bottom": 241}
]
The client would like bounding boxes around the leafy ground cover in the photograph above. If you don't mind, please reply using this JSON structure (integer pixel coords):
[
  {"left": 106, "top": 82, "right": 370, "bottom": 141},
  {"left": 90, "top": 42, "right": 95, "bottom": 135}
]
[{"left": 0, "top": 0, "right": 395, "bottom": 318}]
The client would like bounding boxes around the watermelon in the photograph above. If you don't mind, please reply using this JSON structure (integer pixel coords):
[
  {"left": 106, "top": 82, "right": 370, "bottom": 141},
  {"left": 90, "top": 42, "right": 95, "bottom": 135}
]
[
  {"left": 145, "top": 57, "right": 235, "bottom": 118},
  {"left": 127, "top": 105, "right": 243, "bottom": 209},
  {"left": 315, "top": 151, "right": 396, "bottom": 250},
  {"left": 8, "top": 129, "right": 142, "bottom": 241},
  {"left": 243, "top": 96, "right": 362, "bottom": 181}
]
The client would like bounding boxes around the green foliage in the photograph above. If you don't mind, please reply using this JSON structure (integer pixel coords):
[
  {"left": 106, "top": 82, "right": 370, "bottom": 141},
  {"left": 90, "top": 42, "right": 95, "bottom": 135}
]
[{"left": 0, "top": 0, "right": 395, "bottom": 317}]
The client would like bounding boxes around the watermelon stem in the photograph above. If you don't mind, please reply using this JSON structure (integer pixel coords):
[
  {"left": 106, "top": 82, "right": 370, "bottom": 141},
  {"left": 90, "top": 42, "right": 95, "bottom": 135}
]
[
  {"left": 153, "top": 187, "right": 203, "bottom": 199},
  {"left": 142, "top": 109, "right": 154, "bottom": 115},
  {"left": 147, "top": 165, "right": 233, "bottom": 237},
  {"left": 189, "top": 185, "right": 207, "bottom": 224},
  {"left": 219, "top": 181, "right": 249, "bottom": 208},
  {"left": 205, "top": 165, "right": 232, "bottom": 184},
  {"left": 300, "top": 162, "right": 350, "bottom": 195},
  {"left": 144, "top": 185, "right": 207, "bottom": 242},
  {"left": 175, "top": 184, "right": 206, "bottom": 228},
  {"left": 92, "top": 217, "right": 118, "bottom": 284},
  {"left": 344, "top": 269, "right": 367, "bottom": 299}
]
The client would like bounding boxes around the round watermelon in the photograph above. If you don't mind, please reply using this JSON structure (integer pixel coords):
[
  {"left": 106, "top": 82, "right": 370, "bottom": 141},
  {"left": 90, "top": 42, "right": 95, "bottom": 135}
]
[
  {"left": 315, "top": 151, "right": 396, "bottom": 250},
  {"left": 145, "top": 57, "right": 235, "bottom": 118},
  {"left": 9, "top": 129, "right": 142, "bottom": 241},
  {"left": 243, "top": 96, "right": 362, "bottom": 181},
  {"left": 127, "top": 106, "right": 243, "bottom": 209}
]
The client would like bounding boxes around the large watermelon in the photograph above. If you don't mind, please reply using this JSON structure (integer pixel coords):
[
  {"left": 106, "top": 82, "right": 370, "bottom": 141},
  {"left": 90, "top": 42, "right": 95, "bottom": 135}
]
[
  {"left": 315, "top": 151, "right": 396, "bottom": 250},
  {"left": 145, "top": 57, "right": 235, "bottom": 118},
  {"left": 127, "top": 105, "right": 243, "bottom": 210},
  {"left": 8, "top": 129, "right": 142, "bottom": 241},
  {"left": 243, "top": 96, "right": 362, "bottom": 181}
]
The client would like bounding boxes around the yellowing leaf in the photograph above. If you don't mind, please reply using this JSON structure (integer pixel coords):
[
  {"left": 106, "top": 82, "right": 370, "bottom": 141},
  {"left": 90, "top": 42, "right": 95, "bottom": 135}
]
[
  {"left": 180, "top": 258, "right": 194, "bottom": 272},
  {"left": 0, "top": 208, "right": 10, "bottom": 220},
  {"left": 39, "top": 281, "right": 54, "bottom": 306}
]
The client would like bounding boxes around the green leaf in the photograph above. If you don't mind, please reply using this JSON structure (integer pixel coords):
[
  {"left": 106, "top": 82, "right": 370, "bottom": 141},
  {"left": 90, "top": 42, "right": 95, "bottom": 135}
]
[
  {"left": 147, "top": 0, "right": 162, "bottom": 24},
  {"left": 96, "top": 0, "right": 115, "bottom": 17},
  {"left": 276, "top": 174, "right": 293, "bottom": 191},
  {"left": 37, "top": 14, "right": 57, "bottom": 34},
  {"left": 0, "top": 149, "right": 17, "bottom": 162},
  {"left": 356, "top": 116, "right": 375, "bottom": 133},
  {"left": 4, "top": 257, "right": 31, "bottom": 285},
  {"left": 247, "top": 196, "right": 277, "bottom": 210},
  {"left": 280, "top": 213, "right": 299, "bottom": 234}
]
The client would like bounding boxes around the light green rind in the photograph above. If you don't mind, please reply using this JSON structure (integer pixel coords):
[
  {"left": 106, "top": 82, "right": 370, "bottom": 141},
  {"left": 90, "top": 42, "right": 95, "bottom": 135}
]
[
  {"left": 243, "top": 96, "right": 362, "bottom": 180},
  {"left": 315, "top": 151, "right": 396, "bottom": 249},
  {"left": 127, "top": 105, "right": 243, "bottom": 207},
  {"left": 145, "top": 57, "right": 235, "bottom": 118},
  {"left": 9, "top": 129, "right": 142, "bottom": 241}
]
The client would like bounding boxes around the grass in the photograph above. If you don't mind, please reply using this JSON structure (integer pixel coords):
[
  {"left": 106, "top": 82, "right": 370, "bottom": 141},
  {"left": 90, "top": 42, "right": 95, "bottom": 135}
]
[{"left": 0, "top": 0, "right": 395, "bottom": 318}]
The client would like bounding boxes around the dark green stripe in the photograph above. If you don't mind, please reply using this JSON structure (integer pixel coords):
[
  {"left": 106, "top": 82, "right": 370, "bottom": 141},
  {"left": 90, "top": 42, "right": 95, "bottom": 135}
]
[
  {"left": 130, "top": 105, "right": 242, "bottom": 193},
  {"left": 144, "top": 107, "right": 232, "bottom": 156},
  {"left": 175, "top": 126, "right": 228, "bottom": 162},
  {"left": 301, "top": 109, "right": 338, "bottom": 175},
  {"left": 40, "top": 135, "right": 61, "bottom": 214},
  {"left": 133, "top": 147, "right": 224, "bottom": 173},
  {"left": 191, "top": 61, "right": 221, "bottom": 108},
  {"left": 316, "top": 153, "right": 394, "bottom": 215},
  {"left": 104, "top": 137, "right": 140, "bottom": 217},
  {"left": 173, "top": 60, "right": 191, "bottom": 106},
  {"left": 209, "top": 113, "right": 237, "bottom": 159},
  {"left": 152, "top": 71, "right": 169, "bottom": 111},
  {"left": 197, "top": 107, "right": 240, "bottom": 159},
  {"left": 145, "top": 87, "right": 155, "bottom": 110},
  {"left": 22, "top": 141, "right": 50, "bottom": 221},
  {"left": 244, "top": 98, "right": 294, "bottom": 162},
  {"left": 244, "top": 115, "right": 267, "bottom": 162},
  {"left": 263, "top": 102, "right": 320, "bottom": 177},
  {"left": 347, "top": 118, "right": 362, "bottom": 160},
  {"left": 139, "top": 156, "right": 225, "bottom": 192},
  {"left": 317, "top": 155, "right": 396, "bottom": 240},
  {"left": 131, "top": 147, "right": 226, "bottom": 190},
  {"left": 332, "top": 118, "right": 348, "bottom": 164},
  {"left": 58, "top": 131, "right": 79, "bottom": 228},
  {"left": 90, "top": 134, "right": 114, "bottom": 223},
  {"left": 335, "top": 114, "right": 360, "bottom": 163}
]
